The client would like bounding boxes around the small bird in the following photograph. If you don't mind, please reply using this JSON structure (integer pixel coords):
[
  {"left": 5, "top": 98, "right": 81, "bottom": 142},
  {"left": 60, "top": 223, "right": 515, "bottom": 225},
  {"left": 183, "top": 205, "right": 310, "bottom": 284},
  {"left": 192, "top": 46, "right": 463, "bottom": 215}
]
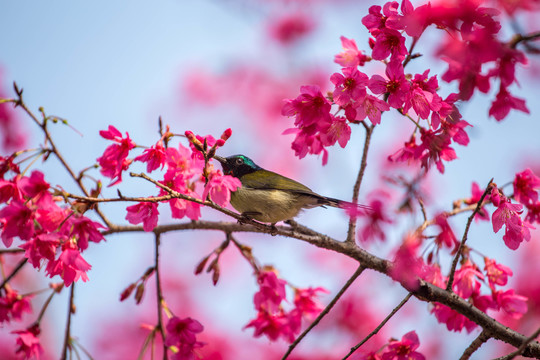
[{"left": 213, "top": 154, "right": 369, "bottom": 224}]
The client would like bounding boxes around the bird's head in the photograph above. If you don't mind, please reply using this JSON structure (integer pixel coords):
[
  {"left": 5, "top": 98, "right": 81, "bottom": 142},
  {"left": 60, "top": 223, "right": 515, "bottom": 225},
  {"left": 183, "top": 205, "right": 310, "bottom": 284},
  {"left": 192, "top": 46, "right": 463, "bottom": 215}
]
[{"left": 213, "top": 154, "right": 262, "bottom": 178}]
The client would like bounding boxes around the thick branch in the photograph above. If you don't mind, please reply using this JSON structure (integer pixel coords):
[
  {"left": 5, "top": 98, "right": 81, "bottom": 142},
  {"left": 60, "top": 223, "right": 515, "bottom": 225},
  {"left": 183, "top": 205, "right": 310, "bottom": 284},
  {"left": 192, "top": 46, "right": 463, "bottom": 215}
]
[{"left": 103, "top": 219, "right": 540, "bottom": 357}]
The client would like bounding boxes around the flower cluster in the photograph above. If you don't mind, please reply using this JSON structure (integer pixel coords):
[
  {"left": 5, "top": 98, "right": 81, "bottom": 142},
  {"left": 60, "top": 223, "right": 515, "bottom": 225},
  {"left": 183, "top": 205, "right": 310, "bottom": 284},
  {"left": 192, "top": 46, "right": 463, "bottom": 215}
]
[
  {"left": 96, "top": 126, "right": 240, "bottom": 232},
  {"left": 428, "top": 257, "right": 527, "bottom": 333},
  {"left": 244, "top": 269, "right": 328, "bottom": 343},
  {"left": 0, "top": 168, "right": 105, "bottom": 288},
  {"left": 282, "top": 0, "right": 531, "bottom": 173}
]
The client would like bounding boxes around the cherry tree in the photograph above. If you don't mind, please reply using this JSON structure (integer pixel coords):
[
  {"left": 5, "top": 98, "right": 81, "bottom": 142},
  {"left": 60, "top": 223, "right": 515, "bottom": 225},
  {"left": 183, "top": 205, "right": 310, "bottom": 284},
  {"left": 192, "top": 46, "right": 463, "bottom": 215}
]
[{"left": 1, "top": 0, "right": 540, "bottom": 359}]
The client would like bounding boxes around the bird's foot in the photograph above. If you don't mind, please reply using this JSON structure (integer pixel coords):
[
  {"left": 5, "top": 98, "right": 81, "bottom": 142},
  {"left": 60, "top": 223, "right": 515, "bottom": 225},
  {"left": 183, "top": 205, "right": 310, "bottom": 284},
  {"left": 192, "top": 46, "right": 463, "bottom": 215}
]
[
  {"left": 269, "top": 223, "right": 278, "bottom": 236},
  {"left": 238, "top": 212, "right": 259, "bottom": 225},
  {"left": 285, "top": 219, "right": 298, "bottom": 231}
]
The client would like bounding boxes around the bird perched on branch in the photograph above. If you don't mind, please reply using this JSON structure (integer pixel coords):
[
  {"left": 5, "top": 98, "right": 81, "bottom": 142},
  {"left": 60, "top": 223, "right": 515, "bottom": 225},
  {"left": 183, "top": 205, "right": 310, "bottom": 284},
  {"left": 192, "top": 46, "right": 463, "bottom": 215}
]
[{"left": 213, "top": 154, "right": 370, "bottom": 224}]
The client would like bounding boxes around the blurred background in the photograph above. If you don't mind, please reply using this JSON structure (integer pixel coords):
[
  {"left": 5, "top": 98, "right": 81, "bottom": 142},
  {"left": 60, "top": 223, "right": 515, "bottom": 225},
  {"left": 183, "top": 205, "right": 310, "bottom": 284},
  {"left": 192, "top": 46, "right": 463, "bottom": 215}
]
[{"left": 1, "top": 0, "right": 540, "bottom": 359}]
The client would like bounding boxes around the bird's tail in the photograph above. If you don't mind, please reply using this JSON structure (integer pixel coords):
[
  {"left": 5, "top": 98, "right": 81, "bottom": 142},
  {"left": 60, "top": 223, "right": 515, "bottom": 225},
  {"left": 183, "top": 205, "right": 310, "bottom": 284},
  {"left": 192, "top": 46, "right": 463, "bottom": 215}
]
[{"left": 319, "top": 196, "right": 372, "bottom": 213}]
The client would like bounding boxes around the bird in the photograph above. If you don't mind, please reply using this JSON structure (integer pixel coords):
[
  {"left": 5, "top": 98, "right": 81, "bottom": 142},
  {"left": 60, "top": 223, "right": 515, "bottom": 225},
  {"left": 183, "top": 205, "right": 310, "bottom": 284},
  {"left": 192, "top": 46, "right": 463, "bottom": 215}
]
[{"left": 213, "top": 154, "right": 370, "bottom": 224}]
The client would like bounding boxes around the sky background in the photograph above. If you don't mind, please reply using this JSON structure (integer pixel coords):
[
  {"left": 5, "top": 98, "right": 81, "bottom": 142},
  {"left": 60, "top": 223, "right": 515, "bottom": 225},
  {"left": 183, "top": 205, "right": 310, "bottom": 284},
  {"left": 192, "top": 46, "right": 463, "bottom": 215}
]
[{"left": 1, "top": 0, "right": 540, "bottom": 358}]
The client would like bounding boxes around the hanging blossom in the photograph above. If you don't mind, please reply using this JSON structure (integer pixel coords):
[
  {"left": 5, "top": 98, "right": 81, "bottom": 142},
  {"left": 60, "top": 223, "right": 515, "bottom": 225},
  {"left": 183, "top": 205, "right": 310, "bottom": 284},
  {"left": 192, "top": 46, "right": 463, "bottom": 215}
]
[
  {"left": 0, "top": 170, "right": 104, "bottom": 287},
  {"left": 245, "top": 269, "right": 328, "bottom": 343},
  {"left": 96, "top": 125, "right": 136, "bottom": 186},
  {"left": 380, "top": 330, "right": 426, "bottom": 360},
  {"left": 491, "top": 186, "right": 534, "bottom": 250}
]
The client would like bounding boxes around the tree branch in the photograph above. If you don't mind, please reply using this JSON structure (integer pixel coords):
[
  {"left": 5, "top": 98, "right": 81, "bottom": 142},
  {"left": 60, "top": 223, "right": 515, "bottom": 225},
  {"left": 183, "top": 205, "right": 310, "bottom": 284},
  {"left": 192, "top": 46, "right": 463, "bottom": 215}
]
[
  {"left": 459, "top": 330, "right": 491, "bottom": 360},
  {"left": 346, "top": 122, "right": 374, "bottom": 243},
  {"left": 61, "top": 284, "right": 75, "bottom": 360},
  {"left": 282, "top": 265, "right": 365, "bottom": 359},
  {"left": 447, "top": 178, "right": 493, "bottom": 291},
  {"left": 343, "top": 292, "right": 413, "bottom": 359}
]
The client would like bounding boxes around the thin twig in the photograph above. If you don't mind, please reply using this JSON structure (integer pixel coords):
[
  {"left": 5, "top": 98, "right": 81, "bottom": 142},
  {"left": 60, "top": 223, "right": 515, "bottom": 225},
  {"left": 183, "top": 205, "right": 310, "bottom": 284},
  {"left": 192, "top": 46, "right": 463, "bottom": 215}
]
[
  {"left": 13, "top": 86, "right": 113, "bottom": 228},
  {"left": 153, "top": 233, "right": 168, "bottom": 360},
  {"left": 34, "top": 289, "right": 57, "bottom": 324},
  {"left": 282, "top": 265, "right": 365, "bottom": 360},
  {"left": 459, "top": 330, "right": 491, "bottom": 360},
  {"left": 509, "top": 31, "right": 540, "bottom": 49},
  {"left": 446, "top": 178, "right": 493, "bottom": 291},
  {"left": 0, "top": 258, "right": 28, "bottom": 291},
  {"left": 494, "top": 327, "right": 540, "bottom": 360},
  {"left": 343, "top": 292, "right": 413, "bottom": 359},
  {"left": 61, "top": 284, "right": 75, "bottom": 360},
  {"left": 346, "top": 123, "right": 374, "bottom": 243}
]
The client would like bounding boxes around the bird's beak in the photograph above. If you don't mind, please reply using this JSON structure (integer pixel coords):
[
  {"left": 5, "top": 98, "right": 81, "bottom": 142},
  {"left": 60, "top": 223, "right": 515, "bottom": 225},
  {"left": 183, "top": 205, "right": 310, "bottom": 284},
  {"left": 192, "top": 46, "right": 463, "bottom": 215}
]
[{"left": 213, "top": 155, "right": 227, "bottom": 165}]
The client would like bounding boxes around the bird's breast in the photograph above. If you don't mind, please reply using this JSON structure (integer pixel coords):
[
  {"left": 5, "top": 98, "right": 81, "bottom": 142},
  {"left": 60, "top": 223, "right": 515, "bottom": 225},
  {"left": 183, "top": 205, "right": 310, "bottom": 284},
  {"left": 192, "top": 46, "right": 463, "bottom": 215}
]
[{"left": 230, "top": 187, "right": 306, "bottom": 223}]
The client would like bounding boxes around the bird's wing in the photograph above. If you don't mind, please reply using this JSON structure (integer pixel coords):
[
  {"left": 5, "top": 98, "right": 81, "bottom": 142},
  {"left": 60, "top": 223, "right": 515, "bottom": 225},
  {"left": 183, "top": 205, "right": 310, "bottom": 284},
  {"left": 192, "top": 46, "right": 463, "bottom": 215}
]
[{"left": 240, "top": 170, "right": 315, "bottom": 194}]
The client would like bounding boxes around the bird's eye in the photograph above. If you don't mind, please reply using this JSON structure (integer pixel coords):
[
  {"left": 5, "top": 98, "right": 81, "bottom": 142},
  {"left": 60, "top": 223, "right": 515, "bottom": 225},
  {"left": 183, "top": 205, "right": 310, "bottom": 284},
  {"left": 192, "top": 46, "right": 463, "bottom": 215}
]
[{"left": 235, "top": 158, "right": 244, "bottom": 166}]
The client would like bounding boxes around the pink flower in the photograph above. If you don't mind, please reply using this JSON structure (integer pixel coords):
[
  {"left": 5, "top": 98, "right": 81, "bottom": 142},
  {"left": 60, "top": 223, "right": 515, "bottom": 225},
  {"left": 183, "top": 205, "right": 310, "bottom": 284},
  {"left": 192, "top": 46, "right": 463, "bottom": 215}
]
[
  {"left": 0, "top": 85, "right": 26, "bottom": 152},
  {"left": 46, "top": 245, "right": 92, "bottom": 286},
  {"left": 381, "top": 330, "right": 426, "bottom": 360},
  {"left": 12, "top": 325, "right": 44, "bottom": 359},
  {"left": 201, "top": 171, "right": 241, "bottom": 207},
  {"left": 168, "top": 196, "right": 201, "bottom": 221},
  {"left": 34, "top": 193, "right": 68, "bottom": 232},
  {"left": 452, "top": 261, "right": 484, "bottom": 299},
  {"left": 65, "top": 215, "right": 107, "bottom": 251},
  {"left": 134, "top": 141, "right": 167, "bottom": 173},
  {"left": 0, "top": 177, "right": 21, "bottom": 203},
  {"left": 244, "top": 310, "right": 295, "bottom": 342},
  {"left": 354, "top": 94, "right": 390, "bottom": 125},
  {"left": 362, "top": 2, "right": 404, "bottom": 34},
  {"left": 492, "top": 198, "right": 533, "bottom": 250},
  {"left": 484, "top": 257, "right": 513, "bottom": 289},
  {"left": 0, "top": 287, "right": 32, "bottom": 323},
  {"left": 165, "top": 317, "right": 205, "bottom": 356},
  {"left": 371, "top": 28, "right": 408, "bottom": 61},
  {"left": 282, "top": 85, "right": 332, "bottom": 129},
  {"left": 285, "top": 128, "right": 330, "bottom": 165},
  {"left": 320, "top": 116, "right": 351, "bottom": 149},
  {"left": 268, "top": 12, "right": 315, "bottom": 45},
  {"left": 20, "top": 233, "right": 62, "bottom": 268},
  {"left": 390, "top": 234, "right": 423, "bottom": 290},
  {"left": 357, "top": 191, "right": 393, "bottom": 243},
  {"left": 369, "top": 60, "right": 410, "bottom": 109},
  {"left": 525, "top": 202, "right": 540, "bottom": 224},
  {"left": 253, "top": 271, "right": 287, "bottom": 313},
  {"left": 165, "top": 143, "right": 203, "bottom": 181},
  {"left": 464, "top": 182, "right": 490, "bottom": 221},
  {"left": 434, "top": 213, "right": 458, "bottom": 252},
  {"left": 0, "top": 155, "right": 20, "bottom": 179},
  {"left": 513, "top": 168, "right": 540, "bottom": 206},
  {"left": 96, "top": 125, "right": 136, "bottom": 186},
  {"left": 494, "top": 289, "right": 528, "bottom": 319},
  {"left": 330, "top": 67, "right": 368, "bottom": 106},
  {"left": 431, "top": 303, "right": 477, "bottom": 333},
  {"left": 125, "top": 202, "right": 159, "bottom": 232},
  {"left": 293, "top": 286, "right": 328, "bottom": 319},
  {"left": 415, "top": 128, "right": 457, "bottom": 173},
  {"left": 489, "top": 87, "right": 529, "bottom": 121},
  {"left": 0, "top": 200, "right": 34, "bottom": 247},
  {"left": 18, "top": 170, "right": 49, "bottom": 200},
  {"left": 334, "top": 36, "right": 370, "bottom": 67}
]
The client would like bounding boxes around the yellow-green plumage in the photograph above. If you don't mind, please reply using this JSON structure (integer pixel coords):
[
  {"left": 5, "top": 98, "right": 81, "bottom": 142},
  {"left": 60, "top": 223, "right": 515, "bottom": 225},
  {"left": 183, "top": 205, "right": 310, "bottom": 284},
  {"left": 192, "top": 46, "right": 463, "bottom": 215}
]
[
  {"left": 214, "top": 154, "right": 367, "bottom": 224},
  {"left": 231, "top": 170, "right": 322, "bottom": 223}
]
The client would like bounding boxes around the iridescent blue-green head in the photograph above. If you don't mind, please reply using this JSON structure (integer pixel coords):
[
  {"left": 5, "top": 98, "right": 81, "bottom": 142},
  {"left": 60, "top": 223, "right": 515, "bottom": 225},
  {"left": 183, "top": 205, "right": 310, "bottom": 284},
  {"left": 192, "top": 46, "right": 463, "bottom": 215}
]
[{"left": 214, "top": 155, "right": 262, "bottom": 178}]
